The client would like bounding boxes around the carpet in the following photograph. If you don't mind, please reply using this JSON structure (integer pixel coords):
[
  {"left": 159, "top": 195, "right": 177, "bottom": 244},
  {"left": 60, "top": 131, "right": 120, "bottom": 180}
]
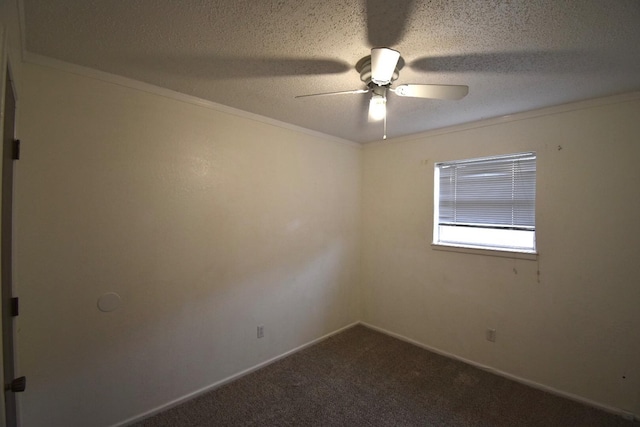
[{"left": 133, "top": 325, "right": 638, "bottom": 426}]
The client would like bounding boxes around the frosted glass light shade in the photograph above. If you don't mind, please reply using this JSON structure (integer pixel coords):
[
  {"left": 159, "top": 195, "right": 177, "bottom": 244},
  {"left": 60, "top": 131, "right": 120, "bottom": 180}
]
[{"left": 368, "top": 94, "right": 386, "bottom": 121}]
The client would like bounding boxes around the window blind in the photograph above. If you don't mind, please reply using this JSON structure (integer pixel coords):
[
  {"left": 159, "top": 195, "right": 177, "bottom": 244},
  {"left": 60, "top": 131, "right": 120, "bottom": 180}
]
[{"left": 437, "top": 152, "right": 536, "bottom": 230}]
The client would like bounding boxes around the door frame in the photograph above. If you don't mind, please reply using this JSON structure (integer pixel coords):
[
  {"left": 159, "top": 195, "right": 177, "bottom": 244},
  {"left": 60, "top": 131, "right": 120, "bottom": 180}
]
[{"left": 1, "top": 53, "right": 20, "bottom": 427}]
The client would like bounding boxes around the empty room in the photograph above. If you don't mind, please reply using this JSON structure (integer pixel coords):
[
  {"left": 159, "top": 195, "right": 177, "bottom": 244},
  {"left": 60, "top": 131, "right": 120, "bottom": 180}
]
[{"left": 1, "top": 0, "right": 639, "bottom": 426}]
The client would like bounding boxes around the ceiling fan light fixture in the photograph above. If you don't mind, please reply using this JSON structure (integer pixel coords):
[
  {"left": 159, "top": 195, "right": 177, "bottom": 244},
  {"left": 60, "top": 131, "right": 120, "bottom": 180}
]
[{"left": 368, "top": 93, "right": 386, "bottom": 121}]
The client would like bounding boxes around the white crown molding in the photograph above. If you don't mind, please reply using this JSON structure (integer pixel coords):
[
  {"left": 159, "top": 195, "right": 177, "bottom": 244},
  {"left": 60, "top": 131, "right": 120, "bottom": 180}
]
[
  {"left": 366, "top": 90, "right": 640, "bottom": 147},
  {"left": 22, "top": 51, "right": 361, "bottom": 148}
]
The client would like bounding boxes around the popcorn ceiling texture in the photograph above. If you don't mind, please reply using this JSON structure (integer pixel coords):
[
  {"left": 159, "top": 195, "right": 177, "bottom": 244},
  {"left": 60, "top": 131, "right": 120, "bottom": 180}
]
[{"left": 23, "top": 0, "right": 640, "bottom": 142}]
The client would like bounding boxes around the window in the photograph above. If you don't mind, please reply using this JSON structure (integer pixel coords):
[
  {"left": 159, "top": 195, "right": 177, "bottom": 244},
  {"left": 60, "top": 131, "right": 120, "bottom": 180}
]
[{"left": 433, "top": 152, "right": 536, "bottom": 253}]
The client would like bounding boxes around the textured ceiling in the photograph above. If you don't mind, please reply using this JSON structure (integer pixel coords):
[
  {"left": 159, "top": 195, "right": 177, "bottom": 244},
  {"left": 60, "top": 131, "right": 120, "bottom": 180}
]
[{"left": 22, "top": 0, "right": 640, "bottom": 143}]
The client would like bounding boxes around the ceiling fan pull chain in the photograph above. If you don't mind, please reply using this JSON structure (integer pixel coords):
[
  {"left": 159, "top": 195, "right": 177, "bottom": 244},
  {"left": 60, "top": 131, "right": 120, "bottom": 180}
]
[{"left": 383, "top": 114, "right": 387, "bottom": 140}]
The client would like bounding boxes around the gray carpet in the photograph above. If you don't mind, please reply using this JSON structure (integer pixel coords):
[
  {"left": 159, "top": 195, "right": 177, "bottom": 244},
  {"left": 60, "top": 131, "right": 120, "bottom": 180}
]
[{"left": 134, "top": 325, "right": 638, "bottom": 426}]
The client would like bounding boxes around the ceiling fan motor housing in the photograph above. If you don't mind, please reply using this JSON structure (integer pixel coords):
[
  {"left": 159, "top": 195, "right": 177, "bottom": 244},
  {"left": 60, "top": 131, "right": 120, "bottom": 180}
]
[{"left": 357, "top": 56, "right": 400, "bottom": 87}]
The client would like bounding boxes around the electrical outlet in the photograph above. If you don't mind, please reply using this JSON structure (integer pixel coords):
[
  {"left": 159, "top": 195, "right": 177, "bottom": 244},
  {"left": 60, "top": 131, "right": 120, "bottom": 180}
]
[
  {"left": 486, "top": 328, "right": 496, "bottom": 342},
  {"left": 257, "top": 325, "right": 264, "bottom": 339}
]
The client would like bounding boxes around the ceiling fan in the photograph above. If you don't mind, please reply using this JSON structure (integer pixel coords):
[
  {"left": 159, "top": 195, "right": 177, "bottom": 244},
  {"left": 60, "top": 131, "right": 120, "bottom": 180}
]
[{"left": 296, "top": 47, "right": 469, "bottom": 139}]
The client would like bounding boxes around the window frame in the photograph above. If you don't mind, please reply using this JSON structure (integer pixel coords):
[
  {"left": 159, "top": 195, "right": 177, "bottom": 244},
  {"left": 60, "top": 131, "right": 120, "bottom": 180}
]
[{"left": 432, "top": 152, "right": 537, "bottom": 256}]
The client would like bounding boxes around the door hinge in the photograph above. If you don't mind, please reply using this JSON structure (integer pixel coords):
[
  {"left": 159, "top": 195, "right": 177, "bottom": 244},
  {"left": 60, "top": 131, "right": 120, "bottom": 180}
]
[
  {"left": 5, "top": 376, "right": 26, "bottom": 393},
  {"left": 10, "top": 297, "right": 19, "bottom": 317},
  {"left": 12, "top": 139, "right": 20, "bottom": 160}
]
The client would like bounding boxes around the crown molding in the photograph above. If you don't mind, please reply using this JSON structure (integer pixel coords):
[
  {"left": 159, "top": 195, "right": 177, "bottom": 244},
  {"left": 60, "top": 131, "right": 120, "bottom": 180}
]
[
  {"left": 22, "top": 52, "right": 361, "bottom": 148},
  {"left": 21, "top": 52, "right": 640, "bottom": 151},
  {"left": 365, "top": 90, "right": 640, "bottom": 147}
]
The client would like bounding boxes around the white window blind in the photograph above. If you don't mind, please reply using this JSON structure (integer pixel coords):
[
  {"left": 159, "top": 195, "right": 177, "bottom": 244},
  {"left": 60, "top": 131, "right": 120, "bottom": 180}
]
[{"left": 434, "top": 152, "right": 536, "bottom": 252}]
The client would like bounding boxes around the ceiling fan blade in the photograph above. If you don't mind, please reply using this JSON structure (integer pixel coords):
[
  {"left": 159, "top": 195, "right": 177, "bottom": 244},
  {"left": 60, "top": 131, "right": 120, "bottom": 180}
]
[
  {"left": 366, "top": 0, "right": 416, "bottom": 47},
  {"left": 371, "top": 48, "right": 400, "bottom": 85},
  {"left": 295, "top": 89, "right": 370, "bottom": 99},
  {"left": 392, "top": 84, "right": 469, "bottom": 100}
]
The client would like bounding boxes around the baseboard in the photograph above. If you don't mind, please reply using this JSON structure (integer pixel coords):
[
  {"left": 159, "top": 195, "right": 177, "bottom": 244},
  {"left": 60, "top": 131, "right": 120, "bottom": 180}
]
[
  {"left": 114, "top": 320, "right": 638, "bottom": 425},
  {"left": 360, "top": 322, "right": 639, "bottom": 422},
  {"left": 114, "top": 321, "right": 361, "bottom": 427}
]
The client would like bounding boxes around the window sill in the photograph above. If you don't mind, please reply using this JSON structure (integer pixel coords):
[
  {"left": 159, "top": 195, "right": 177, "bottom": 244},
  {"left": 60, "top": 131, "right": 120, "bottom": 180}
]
[{"left": 431, "top": 243, "right": 538, "bottom": 260}]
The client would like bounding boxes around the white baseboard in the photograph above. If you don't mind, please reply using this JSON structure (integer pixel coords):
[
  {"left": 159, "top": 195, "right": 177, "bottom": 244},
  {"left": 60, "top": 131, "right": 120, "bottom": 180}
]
[
  {"left": 360, "top": 322, "right": 638, "bottom": 422},
  {"left": 115, "top": 320, "right": 638, "bottom": 425},
  {"left": 113, "top": 321, "right": 361, "bottom": 427}
]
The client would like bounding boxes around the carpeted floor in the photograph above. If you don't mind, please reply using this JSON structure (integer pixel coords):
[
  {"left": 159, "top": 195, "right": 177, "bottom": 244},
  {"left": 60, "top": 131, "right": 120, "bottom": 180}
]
[{"left": 133, "top": 325, "right": 638, "bottom": 426}]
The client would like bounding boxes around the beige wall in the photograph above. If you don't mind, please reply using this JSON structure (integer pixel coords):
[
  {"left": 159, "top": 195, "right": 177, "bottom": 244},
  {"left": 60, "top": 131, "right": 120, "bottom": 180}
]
[
  {"left": 15, "top": 62, "right": 361, "bottom": 427},
  {"left": 362, "top": 96, "right": 640, "bottom": 416}
]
